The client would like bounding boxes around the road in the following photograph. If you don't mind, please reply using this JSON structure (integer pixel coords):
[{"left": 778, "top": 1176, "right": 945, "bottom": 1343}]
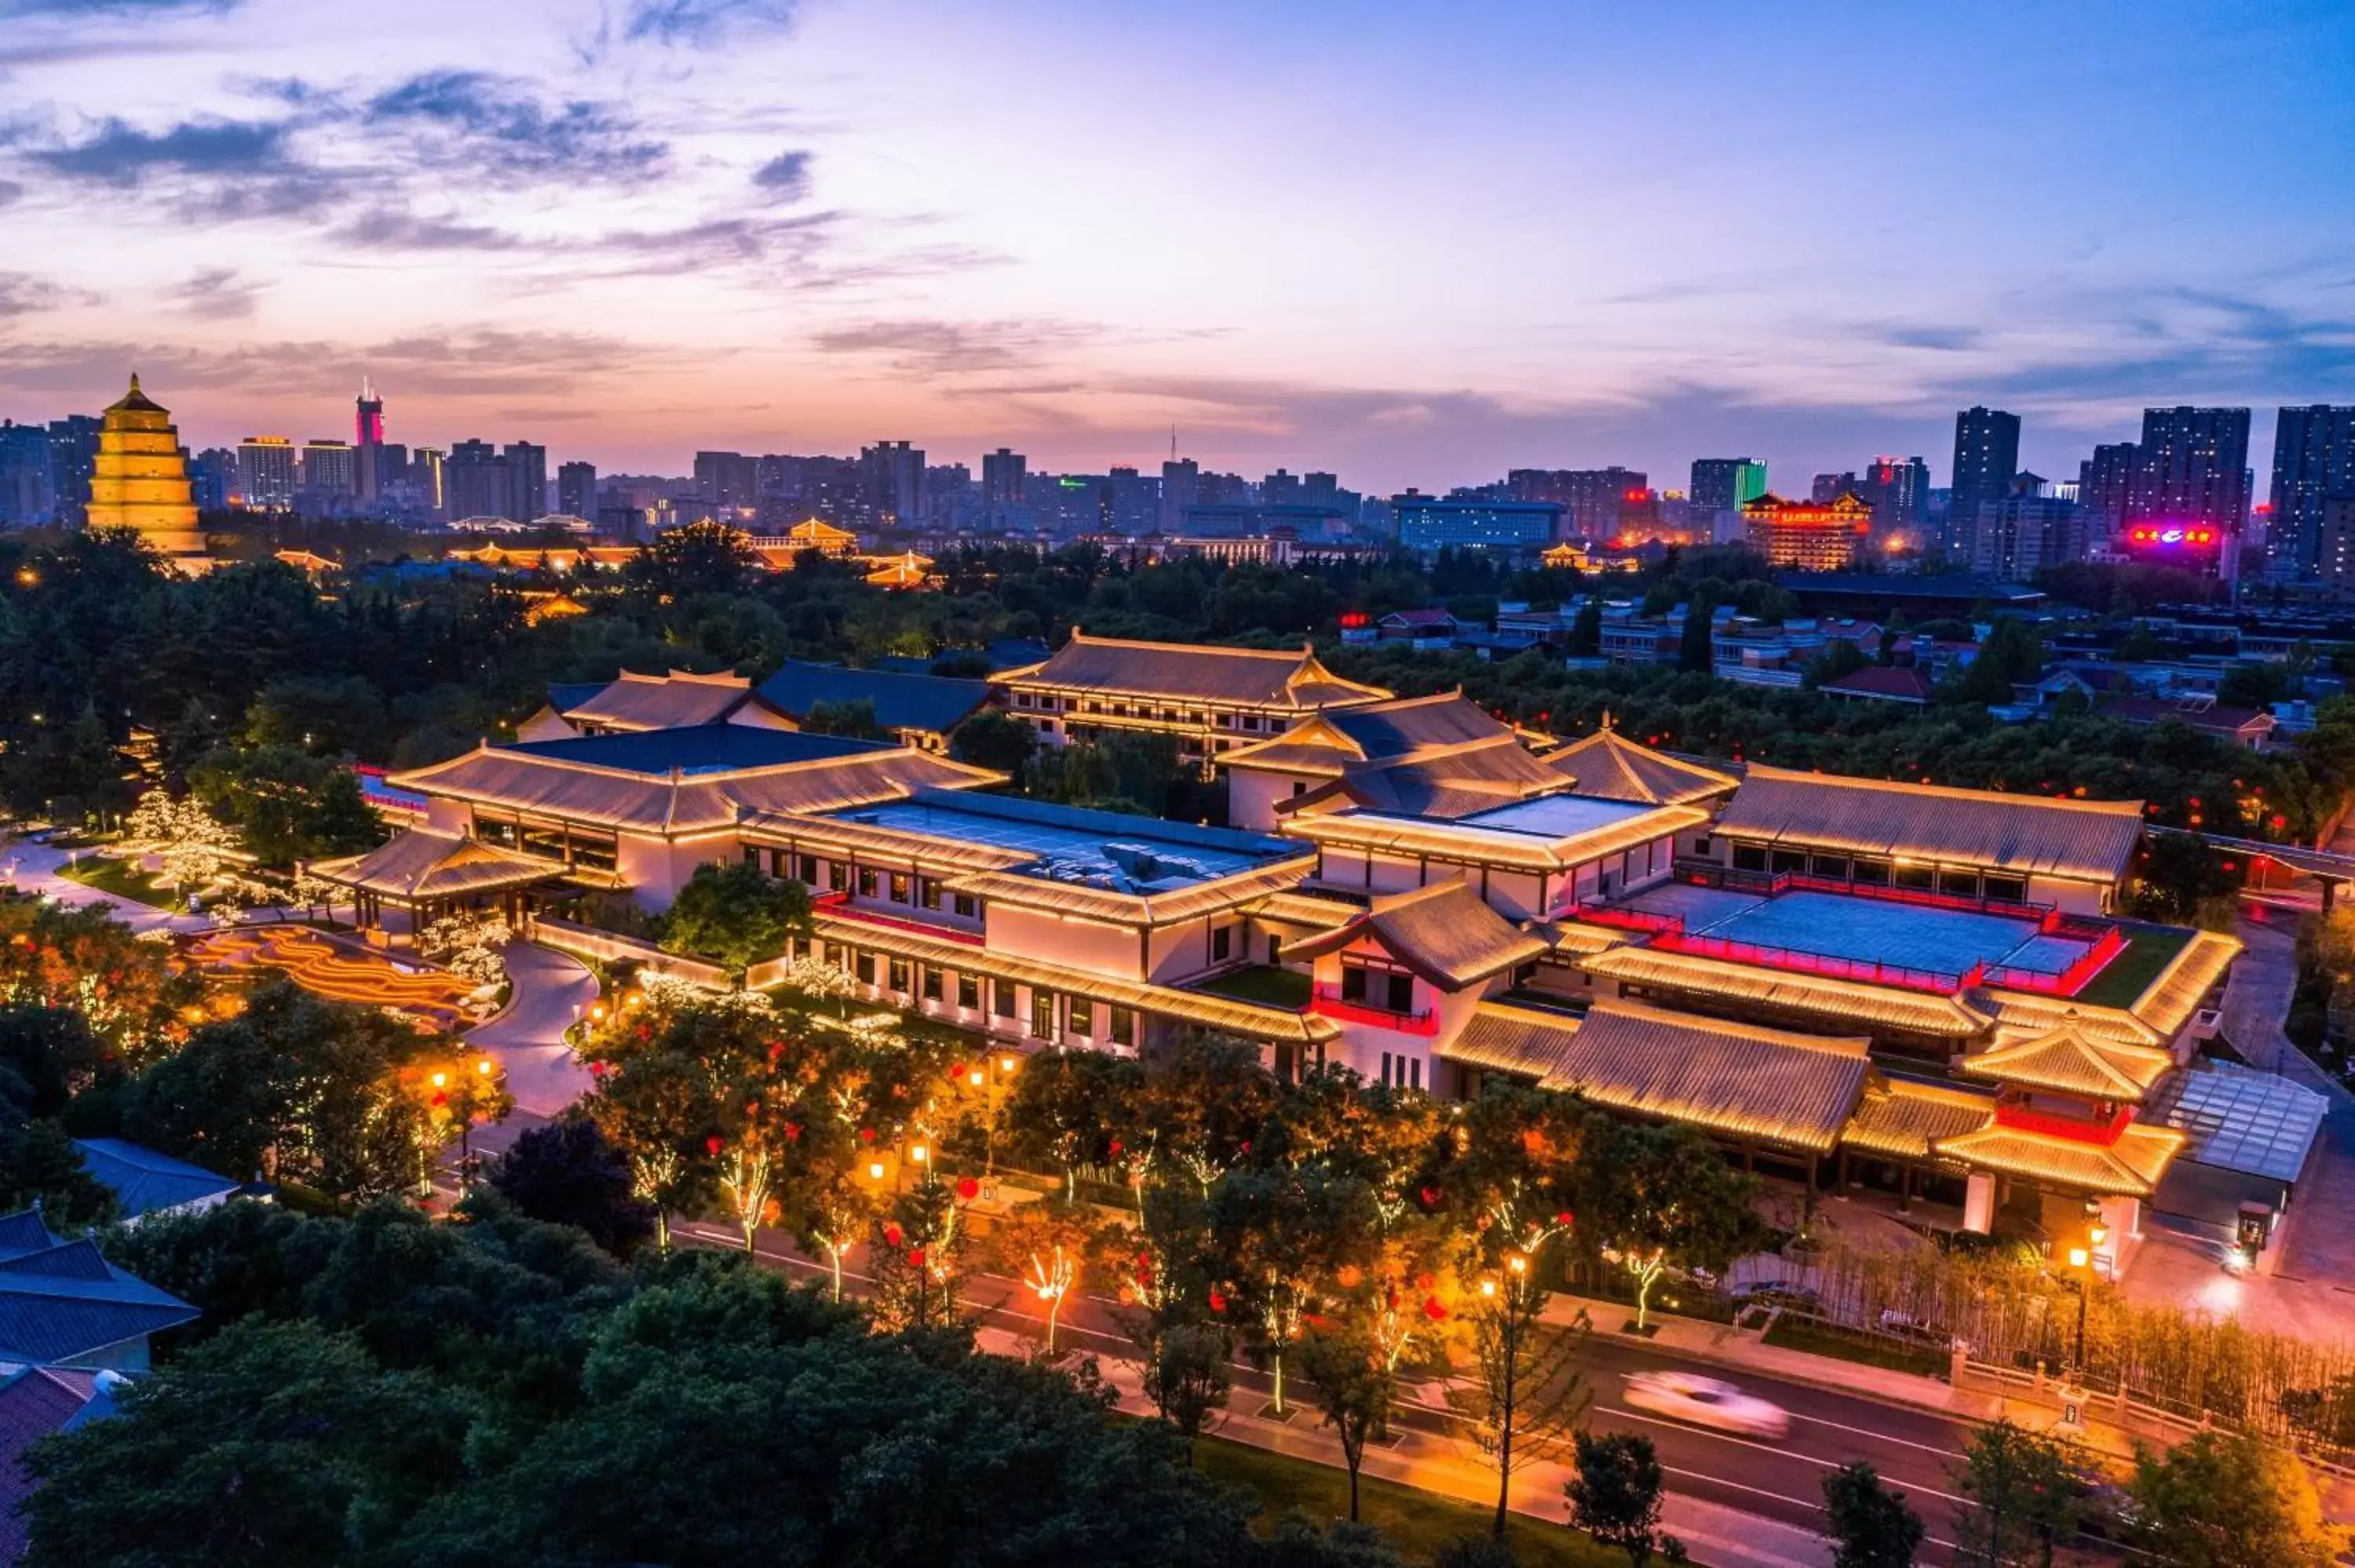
[{"left": 654, "top": 1216, "right": 2001, "bottom": 1564}]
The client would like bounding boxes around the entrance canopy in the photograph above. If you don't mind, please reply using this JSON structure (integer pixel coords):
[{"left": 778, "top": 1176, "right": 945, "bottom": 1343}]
[{"left": 308, "top": 829, "right": 571, "bottom": 911}]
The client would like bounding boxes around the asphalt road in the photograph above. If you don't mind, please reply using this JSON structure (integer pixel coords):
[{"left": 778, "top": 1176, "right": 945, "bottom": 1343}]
[{"left": 659, "top": 1219, "right": 2005, "bottom": 1563}]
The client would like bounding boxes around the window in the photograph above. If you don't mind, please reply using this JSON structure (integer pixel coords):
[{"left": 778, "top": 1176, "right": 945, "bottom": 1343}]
[
  {"left": 1210, "top": 925, "right": 1232, "bottom": 962},
  {"left": 826, "top": 861, "right": 847, "bottom": 890},
  {"left": 1069, "top": 999, "right": 1095, "bottom": 1038},
  {"left": 854, "top": 951, "right": 875, "bottom": 986},
  {"left": 568, "top": 832, "right": 618, "bottom": 872},
  {"left": 1266, "top": 934, "right": 1282, "bottom": 965},
  {"left": 1732, "top": 844, "right": 1769, "bottom": 873},
  {"left": 957, "top": 974, "right": 979, "bottom": 1010},
  {"left": 994, "top": 979, "right": 1017, "bottom": 1019},
  {"left": 1809, "top": 854, "right": 1850, "bottom": 880},
  {"left": 888, "top": 957, "right": 910, "bottom": 994},
  {"left": 953, "top": 893, "right": 979, "bottom": 919},
  {"left": 920, "top": 878, "right": 943, "bottom": 910},
  {"left": 796, "top": 854, "right": 820, "bottom": 884},
  {"left": 1769, "top": 849, "right": 1807, "bottom": 875},
  {"left": 1109, "top": 1008, "right": 1134, "bottom": 1048},
  {"left": 742, "top": 846, "right": 760, "bottom": 867},
  {"left": 1940, "top": 869, "right": 1981, "bottom": 899},
  {"left": 1851, "top": 858, "right": 1891, "bottom": 886},
  {"left": 1291, "top": 781, "right": 1307, "bottom": 797},
  {"left": 1893, "top": 862, "right": 1937, "bottom": 892},
  {"left": 857, "top": 867, "right": 878, "bottom": 898},
  {"left": 476, "top": 815, "right": 520, "bottom": 849},
  {"left": 1342, "top": 965, "right": 1368, "bottom": 1004},
  {"left": 922, "top": 967, "right": 943, "bottom": 1002},
  {"left": 1386, "top": 972, "right": 1415, "bottom": 1014},
  {"left": 1983, "top": 874, "right": 2027, "bottom": 903},
  {"left": 1692, "top": 835, "right": 1711, "bottom": 856},
  {"left": 889, "top": 873, "right": 910, "bottom": 904},
  {"left": 1031, "top": 990, "right": 1056, "bottom": 1038}
]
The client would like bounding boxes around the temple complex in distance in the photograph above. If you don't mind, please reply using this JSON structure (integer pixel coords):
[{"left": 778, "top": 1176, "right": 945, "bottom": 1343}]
[{"left": 85, "top": 375, "right": 210, "bottom": 574}]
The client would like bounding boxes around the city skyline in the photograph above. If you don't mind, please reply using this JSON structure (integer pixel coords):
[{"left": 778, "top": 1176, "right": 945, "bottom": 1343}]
[{"left": 0, "top": 1, "right": 2350, "bottom": 490}]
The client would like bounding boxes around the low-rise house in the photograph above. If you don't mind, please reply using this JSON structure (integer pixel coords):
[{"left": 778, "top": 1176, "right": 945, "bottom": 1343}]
[
  {"left": 0, "top": 1210, "right": 195, "bottom": 1374},
  {"left": 1816, "top": 665, "right": 1937, "bottom": 706},
  {"left": 1375, "top": 608, "right": 1459, "bottom": 646},
  {"left": 2096, "top": 695, "right": 2276, "bottom": 749},
  {"left": 72, "top": 1140, "right": 240, "bottom": 1223},
  {"left": 0, "top": 1366, "right": 126, "bottom": 1563},
  {"left": 517, "top": 669, "right": 794, "bottom": 742}
]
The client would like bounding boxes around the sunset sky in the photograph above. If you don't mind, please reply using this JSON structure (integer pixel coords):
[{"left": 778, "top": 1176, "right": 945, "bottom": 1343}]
[{"left": 2, "top": 0, "right": 2351, "bottom": 490}]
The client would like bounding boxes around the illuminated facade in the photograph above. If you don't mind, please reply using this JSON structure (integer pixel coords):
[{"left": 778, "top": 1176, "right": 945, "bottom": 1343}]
[
  {"left": 85, "top": 376, "right": 208, "bottom": 571},
  {"left": 1741, "top": 492, "right": 1871, "bottom": 570}
]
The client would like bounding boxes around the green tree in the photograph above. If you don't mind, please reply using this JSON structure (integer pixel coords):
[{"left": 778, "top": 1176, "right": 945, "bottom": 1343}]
[
  {"left": 1141, "top": 1318, "right": 1232, "bottom": 1467},
  {"left": 21, "top": 1318, "right": 473, "bottom": 1567},
  {"left": 1948, "top": 616, "right": 2043, "bottom": 706},
  {"left": 1004, "top": 1046, "right": 1141, "bottom": 1201},
  {"left": 1676, "top": 594, "right": 1716, "bottom": 673},
  {"left": 2129, "top": 1430, "right": 2347, "bottom": 1568},
  {"left": 1950, "top": 1418, "right": 2083, "bottom": 1568},
  {"left": 1210, "top": 1163, "right": 1378, "bottom": 1416},
  {"left": 1567, "top": 1430, "right": 1675, "bottom": 1566},
  {"left": 1296, "top": 1324, "right": 1394, "bottom": 1522},
  {"left": 1568, "top": 597, "right": 1603, "bottom": 658},
  {"left": 801, "top": 697, "right": 884, "bottom": 738},
  {"left": 0, "top": 1118, "right": 118, "bottom": 1230},
  {"left": 1590, "top": 1119, "right": 1768, "bottom": 1332},
  {"left": 1468, "top": 1245, "right": 1590, "bottom": 1538},
  {"left": 486, "top": 1114, "right": 659, "bottom": 1259},
  {"left": 949, "top": 707, "right": 1037, "bottom": 775},
  {"left": 659, "top": 859, "right": 812, "bottom": 975},
  {"left": 1822, "top": 1460, "right": 1925, "bottom": 1568}
]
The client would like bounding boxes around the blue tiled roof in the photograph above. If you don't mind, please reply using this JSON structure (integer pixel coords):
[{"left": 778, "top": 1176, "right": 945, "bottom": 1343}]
[
  {"left": 754, "top": 661, "right": 992, "bottom": 737},
  {"left": 73, "top": 1140, "right": 239, "bottom": 1220},
  {"left": 546, "top": 680, "right": 608, "bottom": 713},
  {"left": 498, "top": 724, "right": 890, "bottom": 776},
  {"left": 0, "top": 1215, "right": 196, "bottom": 1366}
]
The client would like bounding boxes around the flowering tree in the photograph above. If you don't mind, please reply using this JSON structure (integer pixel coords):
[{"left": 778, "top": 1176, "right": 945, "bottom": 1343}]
[
  {"left": 777, "top": 955, "right": 858, "bottom": 1016},
  {"left": 123, "top": 789, "right": 238, "bottom": 895},
  {"left": 987, "top": 1202, "right": 1095, "bottom": 1356},
  {"left": 418, "top": 913, "right": 513, "bottom": 989}
]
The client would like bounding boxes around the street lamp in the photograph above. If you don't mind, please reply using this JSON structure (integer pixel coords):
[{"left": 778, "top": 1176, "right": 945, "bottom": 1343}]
[
  {"left": 867, "top": 1160, "right": 887, "bottom": 1182},
  {"left": 2065, "top": 1245, "right": 2092, "bottom": 1373}
]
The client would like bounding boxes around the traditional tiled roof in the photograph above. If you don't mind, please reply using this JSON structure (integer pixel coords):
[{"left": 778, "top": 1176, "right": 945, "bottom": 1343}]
[
  {"left": 1975, "top": 990, "right": 2161, "bottom": 1049},
  {"left": 1930, "top": 1120, "right": 2185, "bottom": 1197},
  {"left": 1280, "top": 737, "right": 1569, "bottom": 819},
  {"left": 1533, "top": 919, "right": 1634, "bottom": 959},
  {"left": 806, "top": 910, "right": 1341, "bottom": 1045},
  {"left": 1003, "top": 632, "right": 1392, "bottom": 709},
  {"left": 1818, "top": 666, "right": 1938, "bottom": 703},
  {"left": 389, "top": 735, "right": 1001, "bottom": 836},
  {"left": 72, "top": 1140, "right": 239, "bottom": 1220},
  {"left": 556, "top": 669, "right": 763, "bottom": 732},
  {"left": 738, "top": 812, "right": 1037, "bottom": 875},
  {"left": 1281, "top": 801, "right": 1708, "bottom": 875},
  {"left": 0, "top": 1212, "right": 196, "bottom": 1366},
  {"left": 1840, "top": 1077, "right": 1997, "bottom": 1159},
  {"left": 1543, "top": 727, "right": 1739, "bottom": 805},
  {"left": 1222, "top": 691, "right": 1519, "bottom": 776},
  {"left": 1714, "top": 764, "right": 2145, "bottom": 884},
  {"left": 1584, "top": 946, "right": 1992, "bottom": 1037},
  {"left": 2127, "top": 930, "right": 2241, "bottom": 1038},
  {"left": 0, "top": 1366, "right": 114, "bottom": 1563},
  {"left": 1246, "top": 890, "right": 1364, "bottom": 931},
  {"left": 754, "top": 660, "right": 992, "bottom": 737},
  {"left": 1286, "top": 881, "right": 1551, "bottom": 989},
  {"left": 1958, "top": 1023, "right": 2177, "bottom": 1103},
  {"left": 945, "top": 858, "right": 1317, "bottom": 928},
  {"left": 1440, "top": 999, "right": 1872, "bottom": 1154},
  {"left": 307, "top": 829, "right": 573, "bottom": 901}
]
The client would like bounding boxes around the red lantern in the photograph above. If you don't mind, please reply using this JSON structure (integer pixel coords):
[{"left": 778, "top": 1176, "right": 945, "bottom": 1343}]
[
  {"left": 907, "top": 1248, "right": 926, "bottom": 1268},
  {"left": 1555, "top": 1210, "right": 1575, "bottom": 1227},
  {"left": 705, "top": 1136, "right": 724, "bottom": 1156},
  {"left": 1108, "top": 1138, "right": 1123, "bottom": 1157},
  {"left": 1208, "top": 1289, "right": 1226, "bottom": 1314},
  {"left": 949, "top": 1062, "right": 966, "bottom": 1080},
  {"left": 1422, "top": 1295, "right": 1449, "bottom": 1322},
  {"left": 859, "top": 1127, "right": 876, "bottom": 1143},
  {"left": 1418, "top": 1185, "right": 1441, "bottom": 1209},
  {"left": 955, "top": 1176, "right": 980, "bottom": 1202},
  {"left": 883, "top": 1222, "right": 904, "bottom": 1247}
]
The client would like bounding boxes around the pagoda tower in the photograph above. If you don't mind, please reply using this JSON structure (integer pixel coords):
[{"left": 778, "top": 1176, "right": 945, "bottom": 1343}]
[{"left": 85, "top": 374, "right": 210, "bottom": 571}]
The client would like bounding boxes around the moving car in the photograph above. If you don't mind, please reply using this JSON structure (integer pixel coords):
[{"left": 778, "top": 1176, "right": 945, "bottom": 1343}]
[{"left": 1623, "top": 1371, "right": 1791, "bottom": 1439}]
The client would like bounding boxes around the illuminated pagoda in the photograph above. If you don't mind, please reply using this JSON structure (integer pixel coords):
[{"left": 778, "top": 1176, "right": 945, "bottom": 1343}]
[{"left": 86, "top": 375, "right": 210, "bottom": 573}]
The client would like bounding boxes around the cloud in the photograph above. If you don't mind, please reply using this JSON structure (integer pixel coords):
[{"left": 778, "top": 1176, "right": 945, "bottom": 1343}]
[
  {"left": 24, "top": 115, "right": 289, "bottom": 184},
  {"left": 1874, "top": 325, "right": 1985, "bottom": 352},
  {"left": 751, "top": 148, "right": 811, "bottom": 202},
  {"left": 811, "top": 317, "right": 1116, "bottom": 377},
  {"left": 623, "top": 0, "right": 795, "bottom": 47},
  {"left": 0, "top": 272, "right": 71, "bottom": 319},
  {"left": 327, "top": 208, "right": 521, "bottom": 251},
  {"left": 0, "top": 180, "right": 20, "bottom": 208},
  {"left": 361, "top": 70, "right": 666, "bottom": 185},
  {"left": 0, "top": 0, "right": 236, "bottom": 15},
  {"left": 169, "top": 266, "right": 261, "bottom": 320}
]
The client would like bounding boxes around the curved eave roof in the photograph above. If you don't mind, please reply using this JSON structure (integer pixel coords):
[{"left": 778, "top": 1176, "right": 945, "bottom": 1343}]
[
  {"left": 1585, "top": 946, "right": 1991, "bottom": 1037},
  {"left": 307, "top": 830, "right": 571, "bottom": 900},
  {"left": 1930, "top": 1121, "right": 2185, "bottom": 1197},
  {"left": 1841, "top": 1078, "right": 1998, "bottom": 1159},
  {"left": 2128, "top": 930, "right": 2242, "bottom": 1038},
  {"left": 1959, "top": 1024, "right": 2176, "bottom": 1103},
  {"left": 1543, "top": 729, "right": 1740, "bottom": 805},
  {"left": 1281, "top": 803, "right": 1707, "bottom": 875},
  {"left": 1284, "top": 881, "right": 1553, "bottom": 989},
  {"left": 943, "top": 855, "right": 1319, "bottom": 928}
]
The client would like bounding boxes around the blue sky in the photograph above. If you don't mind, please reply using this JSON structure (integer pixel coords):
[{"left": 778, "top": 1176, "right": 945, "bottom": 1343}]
[{"left": 0, "top": 0, "right": 2350, "bottom": 492}]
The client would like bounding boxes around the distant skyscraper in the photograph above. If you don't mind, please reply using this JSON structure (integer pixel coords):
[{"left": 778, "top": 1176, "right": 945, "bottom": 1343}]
[
  {"left": 860, "top": 440, "right": 926, "bottom": 526},
  {"left": 1810, "top": 472, "right": 1860, "bottom": 505},
  {"left": 189, "top": 447, "right": 235, "bottom": 512},
  {"left": 984, "top": 448, "right": 1028, "bottom": 507},
  {"left": 1688, "top": 458, "right": 1768, "bottom": 516},
  {"left": 2078, "top": 443, "right": 2136, "bottom": 539},
  {"left": 1261, "top": 469, "right": 1304, "bottom": 505},
  {"left": 557, "top": 461, "right": 597, "bottom": 522},
  {"left": 502, "top": 441, "right": 547, "bottom": 523},
  {"left": 45, "top": 415, "right": 100, "bottom": 527},
  {"left": 1857, "top": 456, "right": 1930, "bottom": 545},
  {"left": 2269, "top": 405, "right": 2355, "bottom": 575},
  {"left": 411, "top": 447, "right": 445, "bottom": 513},
  {"left": 2123, "top": 407, "right": 2250, "bottom": 576},
  {"left": 236, "top": 436, "right": 296, "bottom": 511},
  {"left": 1561, "top": 468, "right": 1646, "bottom": 540},
  {"left": 1157, "top": 457, "right": 1196, "bottom": 531},
  {"left": 0, "top": 421, "right": 55, "bottom": 526},
  {"left": 2318, "top": 497, "right": 2355, "bottom": 595},
  {"left": 300, "top": 439, "right": 357, "bottom": 499},
  {"left": 1948, "top": 407, "right": 2020, "bottom": 554},
  {"left": 354, "top": 380, "right": 385, "bottom": 503},
  {"left": 693, "top": 450, "right": 758, "bottom": 514},
  {"left": 444, "top": 439, "right": 506, "bottom": 522},
  {"left": 1961, "top": 473, "right": 2083, "bottom": 582}
]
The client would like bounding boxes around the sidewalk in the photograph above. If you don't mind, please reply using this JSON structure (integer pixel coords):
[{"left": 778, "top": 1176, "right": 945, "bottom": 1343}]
[
  {"left": 2, "top": 838, "right": 207, "bottom": 935},
  {"left": 466, "top": 940, "right": 599, "bottom": 1118},
  {"left": 1541, "top": 1292, "right": 2149, "bottom": 1467},
  {"left": 973, "top": 1323, "right": 1837, "bottom": 1568}
]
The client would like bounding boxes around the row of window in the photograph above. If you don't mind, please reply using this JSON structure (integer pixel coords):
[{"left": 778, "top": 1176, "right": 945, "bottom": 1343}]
[
  {"left": 809, "top": 939, "right": 1138, "bottom": 1048},
  {"left": 743, "top": 847, "right": 981, "bottom": 918},
  {"left": 1725, "top": 844, "right": 2028, "bottom": 904},
  {"left": 1007, "top": 692, "right": 1288, "bottom": 733},
  {"left": 475, "top": 814, "right": 619, "bottom": 872}
]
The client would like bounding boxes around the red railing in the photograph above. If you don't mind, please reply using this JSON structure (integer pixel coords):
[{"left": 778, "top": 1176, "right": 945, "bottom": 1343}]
[
  {"left": 1995, "top": 1099, "right": 2131, "bottom": 1146},
  {"left": 818, "top": 899, "right": 985, "bottom": 946},
  {"left": 1653, "top": 932, "right": 1988, "bottom": 994},
  {"left": 1678, "top": 862, "right": 2054, "bottom": 921},
  {"left": 1309, "top": 984, "right": 1437, "bottom": 1035},
  {"left": 1985, "top": 924, "right": 2127, "bottom": 996},
  {"left": 1569, "top": 903, "right": 1685, "bottom": 938}
]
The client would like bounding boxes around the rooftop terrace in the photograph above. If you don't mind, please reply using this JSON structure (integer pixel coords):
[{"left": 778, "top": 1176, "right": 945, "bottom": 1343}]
[
  {"left": 501, "top": 724, "right": 889, "bottom": 776},
  {"left": 824, "top": 789, "right": 1302, "bottom": 894}
]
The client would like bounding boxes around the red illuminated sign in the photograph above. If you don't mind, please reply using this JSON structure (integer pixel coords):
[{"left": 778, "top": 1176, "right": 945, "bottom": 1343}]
[{"left": 2127, "top": 525, "right": 2216, "bottom": 547}]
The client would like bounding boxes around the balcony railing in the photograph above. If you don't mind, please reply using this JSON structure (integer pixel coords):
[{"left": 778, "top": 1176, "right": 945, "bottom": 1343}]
[
  {"left": 1984, "top": 924, "right": 2127, "bottom": 996},
  {"left": 1677, "top": 862, "right": 2054, "bottom": 921},
  {"left": 816, "top": 896, "right": 986, "bottom": 946},
  {"left": 1653, "top": 932, "right": 1988, "bottom": 995},
  {"left": 1568, "top": 902, "right": 1685, "bottom": 938},
  {"left": 1309, "top": 983, "right": 1436, "bottom": 1035}
]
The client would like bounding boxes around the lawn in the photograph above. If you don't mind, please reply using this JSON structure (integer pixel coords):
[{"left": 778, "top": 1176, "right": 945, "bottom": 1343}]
[
  {"left": 1192, "top": 965, "right": 1312, "bottom": 1008},
  {"left": 55, "top": 855, "right": 179, "bottom": 909},
  {"left": 1761, "top": 1315, "right": 1947, "bottom": 1379},
  {"left": 1196, "top": 1435, "right": 1627, "bottom": 1567},
  {"left": 2070, "top": 924, "right": 2195, "bottom": 1009}
]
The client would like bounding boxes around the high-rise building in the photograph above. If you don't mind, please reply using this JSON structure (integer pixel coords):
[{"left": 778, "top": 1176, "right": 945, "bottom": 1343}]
[
  {"left": 692, "top": 450, "right": 758, "bottom": 514},
  {"left": 444, "top": 439, "right": 506, "bottom": 523},
  {"left": 1742, "top": 493, "right": 1871, "bottom": 571},
  {"left": 0, "top": 421, "right": 55, "bottom": 527},
  {"left": 189, "top": 447, "right": 235, "bottom": 512},
  {"left": 1810, "top": 472, "right": 1860, "bottom": 505},
  {"left": 354, "top": 380, "right": 385, "bottom": 503},
  {"left": 860, "top": 440, "right": 926, "bottom": 526},
  {"left": 411, "top": 447, "right": 444, "bottom": 513},
  {"left": 557, "top": 461, "right": 597, "bottom": 521},
  {"left": 2317, "top": 496, "right": 2355, "bottom": 595},
  {"left": 502, "top": 441, "right": 547, "bottom": 523},
  {"left": 1562, "top": 468, "right": 1645, "bottom": 540},
  {"left": 45, "top": 415, "right": 100, "bottom": 527},
  {"left": 2123, "top": 407, "right": 2250, "bottom": 577},
  {"left": 1689, "top": 458, "right": 1768, "bottom": 516},
  {"left": 236, "top": 436, "right": 296, "bottom": 511},
  {"left": 1948, "top": 407, "right": 2021, "bottom": 554},
  {"left": 1393, "top": 491, "right": 1562, "bottom": 551},
  {"left": 86, "top": 375, "right": 205, "bottom": 569},
  {"left": 1158, "top": 458, "right": 1197, "bottom": 532},
  {"left": 2078, "top": 443, "right": 2136, "bottom": 539},
  {"left": 1960, "top": 473, "right": 2084, "bottom": 583},
  {"left": 2269, "top": 406, "right": 2355, "bottom": 576},
  {"left": 1857, "top": 456, "right": 1931, "bottom": 545},
  {"left": 300, "top": 439, "right": 357, "bottom": 499},
  {"left": 983, "top": 448, "right": 1028, "bottom": 506},
  {"left": 1261, "top": 469, "right": 1304, "bottom": 505}
]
